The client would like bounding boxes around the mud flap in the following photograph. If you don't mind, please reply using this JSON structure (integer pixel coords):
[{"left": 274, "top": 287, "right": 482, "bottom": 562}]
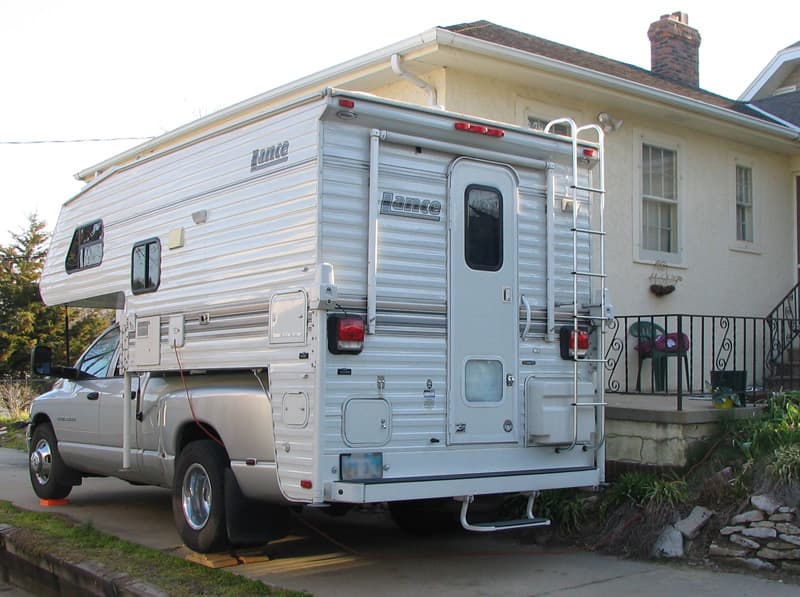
[{"left": 224, "top": 469, "right": 289, "bottom": 546}]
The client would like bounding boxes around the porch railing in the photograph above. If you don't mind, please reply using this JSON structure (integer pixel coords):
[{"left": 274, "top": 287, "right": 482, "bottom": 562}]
[{"left": 604, "top": 314, "right": 800, "bottom": 410}]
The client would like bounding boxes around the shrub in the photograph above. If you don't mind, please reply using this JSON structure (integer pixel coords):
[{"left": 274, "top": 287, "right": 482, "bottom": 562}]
[
  {"left": 535, "top": 489, "right": 594, "bottom": 534},
  {"left": 0, "top": 379, "right": 39, "bottom": 420},
  {"left": 601, "top": 472, "right": 688, "bottom": 516},
  {"left": 767, "top": 443, "right": 800, "bottom": 489}
]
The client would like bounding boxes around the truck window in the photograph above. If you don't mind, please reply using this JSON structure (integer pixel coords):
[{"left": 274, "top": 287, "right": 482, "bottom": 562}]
[
  {"left": 78, "top": 326, "right": 120, "bottom": 378},
  {"left": 131, "top": 238, "right": 161, "bottom": 294},
  {"left": 65, "top": 220, "right": 103, "bottom": 273}
]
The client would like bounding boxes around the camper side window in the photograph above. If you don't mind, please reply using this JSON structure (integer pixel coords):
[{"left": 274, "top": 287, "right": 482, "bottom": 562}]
[
  {"left": 131, "top": 238, "right": 161, "bottom": 294},
  {"left": 465, "top": 185, "right": 503, "bottom": 271},
  {"left": 65, "top": 220, "right": 103, "bottom": 273}
]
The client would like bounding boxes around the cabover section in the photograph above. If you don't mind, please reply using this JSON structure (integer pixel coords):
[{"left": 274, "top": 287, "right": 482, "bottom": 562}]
[{"left": 40, "top": 98, "right": 326, "bottom": 372}]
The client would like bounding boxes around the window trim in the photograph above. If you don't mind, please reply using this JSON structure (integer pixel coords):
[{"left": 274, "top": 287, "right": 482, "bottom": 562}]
[
  {"left": 633, "top": 130, "right": 685, "bottom": 266},
  {"left": 65, "top": 219, "right": 104, "bottom": 273},
  {"left": 730, "top": 154, "right": 760, "bottom": 253},
  {"left": 131, "top": 237, "right": 162, "bottom": 295},
  {"left": 464, "top": 184, "right": 503, "bottom": 272}
]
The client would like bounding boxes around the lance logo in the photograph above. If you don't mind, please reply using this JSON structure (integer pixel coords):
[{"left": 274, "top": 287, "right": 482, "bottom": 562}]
[
  {"left": 250, "top": 140, "right": 290, "bottom": 172},
  {"left": 379, "top": 191, "right": 442, "bottom": 221}
]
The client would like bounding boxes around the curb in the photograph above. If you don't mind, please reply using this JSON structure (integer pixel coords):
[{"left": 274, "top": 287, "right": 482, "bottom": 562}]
[{"left": 0, "top": 524, "right": 167, "bottom": 597}]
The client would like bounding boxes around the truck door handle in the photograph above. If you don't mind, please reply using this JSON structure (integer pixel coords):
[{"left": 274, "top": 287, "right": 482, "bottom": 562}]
[{"left": 86, "top": 392, "right": 99, "bottom": 401}]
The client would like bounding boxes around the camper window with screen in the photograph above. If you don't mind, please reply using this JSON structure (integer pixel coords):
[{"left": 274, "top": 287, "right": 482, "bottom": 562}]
[
  {"left": 131, "top": 238, "right": 161, "bottom": 294},
  {"left": 465, "top": 185, "right": 503, "bottom": 271},
  {"left": 65, "top": 220, "right": 103, "bottom": 273}
]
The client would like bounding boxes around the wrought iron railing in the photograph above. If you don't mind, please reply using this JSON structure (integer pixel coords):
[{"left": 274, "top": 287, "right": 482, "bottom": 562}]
[
  {"left": 766, "top": 282, "right": 800, "bottom": 374},
  {"left": 604, "top": 314, "right": 800, "bottom": 410}
]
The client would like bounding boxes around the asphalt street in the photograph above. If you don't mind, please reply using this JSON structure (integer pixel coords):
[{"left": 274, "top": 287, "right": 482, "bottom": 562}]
[{"left": 1, "top": 447, "right": 799, "bottom": 596}]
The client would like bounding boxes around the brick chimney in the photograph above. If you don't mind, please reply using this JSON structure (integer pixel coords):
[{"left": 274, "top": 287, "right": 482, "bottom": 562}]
[{"left": 647, "top": 12, "right": 701, "bottom": 87}]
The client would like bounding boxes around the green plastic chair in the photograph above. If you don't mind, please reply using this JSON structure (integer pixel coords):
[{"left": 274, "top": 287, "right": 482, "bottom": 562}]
[{"left": 629, "top": 321, "right": 690, "bottom": 392}]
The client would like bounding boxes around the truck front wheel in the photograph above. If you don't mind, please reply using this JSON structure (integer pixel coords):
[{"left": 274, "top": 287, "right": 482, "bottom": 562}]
[
  {"left": 29, "top": 423, "right": 74, "bottom": 500},
  {"left": 172, "top": 440, "right": 229, "bottom": 553}
]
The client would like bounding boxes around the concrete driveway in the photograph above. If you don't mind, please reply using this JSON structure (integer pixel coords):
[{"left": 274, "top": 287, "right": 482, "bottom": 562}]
[{"left": 1, "top": 447, "right": 798, "bottom": 596}]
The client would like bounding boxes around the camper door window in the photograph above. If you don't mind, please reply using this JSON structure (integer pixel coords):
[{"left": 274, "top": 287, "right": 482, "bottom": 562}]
[
  {"left": 65, "top": 220, "right": 104, "bottom": 273},
  {"left": 465, "top": 186, "right": 503, "bottom": 271}
]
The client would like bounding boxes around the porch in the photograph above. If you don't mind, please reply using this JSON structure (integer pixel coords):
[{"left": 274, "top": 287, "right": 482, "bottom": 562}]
[
  {"left": 605, "top": 393, "right": 762, "bottom": 469},
  {"left": 601, "top": 286, "right": 800, "bottom": 467}
]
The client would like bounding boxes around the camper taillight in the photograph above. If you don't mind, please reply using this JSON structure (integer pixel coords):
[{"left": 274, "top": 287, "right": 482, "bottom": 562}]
[
  {"left": 559, "top": 326, "right": 589, "bottom": 359},
  {"left": 328, "top": 315, "right": 365, "bottom": 354}
]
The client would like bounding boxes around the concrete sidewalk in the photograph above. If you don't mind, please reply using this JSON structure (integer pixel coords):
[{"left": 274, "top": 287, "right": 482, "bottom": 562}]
[{"left": 1, "top": 447, "right": 799, "bottom": 596}]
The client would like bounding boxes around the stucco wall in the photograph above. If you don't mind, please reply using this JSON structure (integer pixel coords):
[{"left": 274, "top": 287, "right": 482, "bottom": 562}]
[{"left": 374, "top": 68, "right": 796, "bottom": 318}]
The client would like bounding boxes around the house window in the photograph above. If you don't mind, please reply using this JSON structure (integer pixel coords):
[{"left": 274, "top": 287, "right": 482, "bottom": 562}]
[
  {"left": 131, "top": 238, "right": 161, "bottom": 294},
  {"left": 642, "top": 144, "right": 678, "bottom": 254},
  {"left": 736, "top": 165, "right": 753, "bottom": 243},
  {"left": 465, "top": 185, "right": 502, "bottom": 271},
  {"left": 528, "top": 116, "right": 571, "bottom": 136},
  {"left": 65, "top": 220, "right": 103, "bottom": 273}
]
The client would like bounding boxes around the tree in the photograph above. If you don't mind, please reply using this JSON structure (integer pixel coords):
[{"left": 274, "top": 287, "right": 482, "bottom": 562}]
[{"left": 0, "top": 214, "right": 111, "bottom": 377}]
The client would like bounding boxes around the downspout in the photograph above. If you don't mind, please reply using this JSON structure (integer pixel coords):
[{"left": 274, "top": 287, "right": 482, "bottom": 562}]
[{"left": 390, "top": 53, "right": 441, "bottom": 109}]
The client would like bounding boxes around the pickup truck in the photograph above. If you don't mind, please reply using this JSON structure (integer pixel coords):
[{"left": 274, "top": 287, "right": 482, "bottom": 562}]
[{"left": 28, "top": 325, "right": 289, "bottom": 552}]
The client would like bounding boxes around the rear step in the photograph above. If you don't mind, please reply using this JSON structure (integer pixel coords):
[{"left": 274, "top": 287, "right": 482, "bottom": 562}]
[{"left": 455, "top": 493, "right": 551, "bottom": 533}]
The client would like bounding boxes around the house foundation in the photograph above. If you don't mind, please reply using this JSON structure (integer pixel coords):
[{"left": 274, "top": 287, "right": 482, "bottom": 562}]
[{"left": 605, "top": 394, "right": 763, "bottom": 470}]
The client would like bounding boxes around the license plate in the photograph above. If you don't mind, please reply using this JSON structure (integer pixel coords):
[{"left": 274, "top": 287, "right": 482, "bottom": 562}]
[{"left": 340, "top": 452, "right": 383, "bottom": 481}]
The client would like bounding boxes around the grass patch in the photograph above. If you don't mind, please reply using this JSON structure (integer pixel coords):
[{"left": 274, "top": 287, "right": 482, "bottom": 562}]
[{"left": 0, "top": 501, "right": 309, "bottom": 596}]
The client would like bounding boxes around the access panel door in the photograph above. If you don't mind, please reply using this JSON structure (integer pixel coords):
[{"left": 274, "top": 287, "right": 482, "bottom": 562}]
[{"left": 448, "top": 159, "right": 519, "bottom": 445}]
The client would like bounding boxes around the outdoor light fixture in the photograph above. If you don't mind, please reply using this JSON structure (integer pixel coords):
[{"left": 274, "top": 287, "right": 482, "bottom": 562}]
[{"left": 596, "top": 112, "right": 623, "bottom": 133}]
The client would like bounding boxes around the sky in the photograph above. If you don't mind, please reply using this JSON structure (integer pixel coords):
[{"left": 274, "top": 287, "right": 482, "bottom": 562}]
[{"left": 1, "top": 0, "right": 798, "bottom": 245}]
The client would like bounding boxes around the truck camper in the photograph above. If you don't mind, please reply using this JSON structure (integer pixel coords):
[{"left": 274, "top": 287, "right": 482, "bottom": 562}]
[{"left": 28, "top": 89, "right": 610, "bottom": 552}]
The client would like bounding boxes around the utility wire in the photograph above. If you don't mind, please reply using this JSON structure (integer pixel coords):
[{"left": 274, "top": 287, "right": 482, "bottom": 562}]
[{"left": 0, "top": 136, "right": 154, "bottom": 145}]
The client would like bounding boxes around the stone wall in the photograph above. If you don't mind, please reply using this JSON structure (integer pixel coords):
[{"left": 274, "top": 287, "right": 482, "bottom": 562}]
[{"left": 710, "top": 494, "right": 800, "bottom": 573}]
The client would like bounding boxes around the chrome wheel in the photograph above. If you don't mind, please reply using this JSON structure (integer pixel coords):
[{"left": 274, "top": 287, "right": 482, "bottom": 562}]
[
  {"left": 182, "top": 462, "right": 212, "bottom": 530},
  {"left": 30, "top": 438, "right": 53, "bottom": 486}
]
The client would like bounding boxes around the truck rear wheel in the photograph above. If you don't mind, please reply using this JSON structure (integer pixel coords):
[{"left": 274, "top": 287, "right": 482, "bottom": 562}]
[
  {"left": 29, "top": 423, "right": 74, "bottom": 500},
  {"left": 172, "top": 440, "right": 229, "bottom": 553}
]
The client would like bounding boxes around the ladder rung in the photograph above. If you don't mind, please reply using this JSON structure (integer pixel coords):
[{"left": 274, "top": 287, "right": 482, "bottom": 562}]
[
  {"left": 571, "top": 184, "right": 605, "bottom": 194},
  {"left": 572, "top": 227, "right": 605, "bottom": 236},
  {"left": 571, "top": 358, "right": 608, "bottom": 364},
  {"left": 575, "top": 315, "right": 608, "bottom": 322},
  {"left": 572, "top": 271, "right": 607, "bottom": 279},
  {"left": 571, "top": 402, "right": 608, "bottom": 407}
]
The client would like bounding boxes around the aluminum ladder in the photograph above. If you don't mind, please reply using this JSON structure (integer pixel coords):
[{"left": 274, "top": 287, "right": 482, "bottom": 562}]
[{"left": 545, "top": 118, "right": 608, "bottom": 454}]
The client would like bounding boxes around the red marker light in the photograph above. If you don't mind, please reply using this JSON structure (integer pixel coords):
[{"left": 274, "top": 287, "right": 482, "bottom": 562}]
[
  {"left": 338, "top": 99, "right": 355, "bottom": 109},
  {"left": 454, "top": 122, "right": 506, "bottom": 137}
]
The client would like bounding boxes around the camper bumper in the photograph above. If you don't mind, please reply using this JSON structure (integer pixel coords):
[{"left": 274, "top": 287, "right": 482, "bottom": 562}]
[{"left": 324, "top": 466, "right": 601, "bottom": 503}]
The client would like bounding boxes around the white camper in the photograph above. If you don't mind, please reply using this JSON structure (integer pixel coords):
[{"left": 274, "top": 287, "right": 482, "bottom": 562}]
[{"left": 29, "top": 89, "right": 609, "bottom": 552}]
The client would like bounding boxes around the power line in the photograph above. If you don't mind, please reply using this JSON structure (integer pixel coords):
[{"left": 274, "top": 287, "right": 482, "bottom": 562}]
[{"left": 0, "top": 136, "right": 154, "bottom": 145}]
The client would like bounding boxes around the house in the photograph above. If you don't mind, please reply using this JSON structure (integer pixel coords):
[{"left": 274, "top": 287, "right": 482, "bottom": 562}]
[{"left": 82, "top": 13, "right": 800, "bottom": 396}]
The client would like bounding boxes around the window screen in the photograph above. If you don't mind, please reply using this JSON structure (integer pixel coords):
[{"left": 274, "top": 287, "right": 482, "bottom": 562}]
[
  {"left": 131, "top": 238, "right": 161, "bottom": 294},
  {"left": 736, "top": 165, "right": 753, "bottom": 243},
  {"left": 65, "top": 220, "right": 103, "bottom": 272},
  {"left": 642, "top": 144, "right": 678, "bottom": 254},
  {"left": 465, "top": 185, "right": 503, "bottom": 271}
]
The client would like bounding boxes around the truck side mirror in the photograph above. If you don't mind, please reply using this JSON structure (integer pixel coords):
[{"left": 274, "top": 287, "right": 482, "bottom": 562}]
[{"left": 31, "top": 345, "right": 53, "bottom": 376}]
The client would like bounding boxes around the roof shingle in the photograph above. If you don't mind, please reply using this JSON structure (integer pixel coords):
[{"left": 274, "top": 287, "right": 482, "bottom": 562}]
[{"left": 443, "top": 20, "right": 742, "bottom": 111}]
